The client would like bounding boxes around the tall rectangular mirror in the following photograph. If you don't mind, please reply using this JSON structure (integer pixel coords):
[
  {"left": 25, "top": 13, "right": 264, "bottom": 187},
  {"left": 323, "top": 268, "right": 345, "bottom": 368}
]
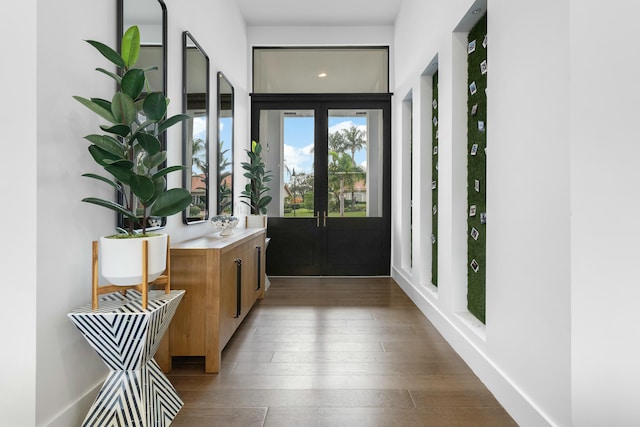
[
  {"left": 182, "top": 32, "right": 210, "bottom": 224},
  {"left": 117, "top": 0, "right": 168, "bottom": 230},
  {"left": 217, "top": 72, "right": 234, "bottom": 215}
]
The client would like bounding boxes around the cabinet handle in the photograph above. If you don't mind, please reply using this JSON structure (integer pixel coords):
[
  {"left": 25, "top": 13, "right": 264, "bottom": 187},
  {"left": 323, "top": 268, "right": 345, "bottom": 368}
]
[
  {"left": 256, "top": 246, "right": 261, "bottom": 290},
  {"left": 234, "top": 258, "right": 242, "bottom": 318}
]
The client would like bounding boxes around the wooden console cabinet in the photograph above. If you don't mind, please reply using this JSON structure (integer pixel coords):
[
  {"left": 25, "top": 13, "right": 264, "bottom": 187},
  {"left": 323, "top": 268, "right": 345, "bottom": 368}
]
[{"left": 155, "top": 229, "right": 266, "bottom": 373}]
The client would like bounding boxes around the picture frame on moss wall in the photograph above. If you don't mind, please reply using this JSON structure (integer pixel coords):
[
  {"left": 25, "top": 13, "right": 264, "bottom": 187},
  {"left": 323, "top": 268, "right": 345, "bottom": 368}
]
[
  {"left": 470, "top": 259, "right": 480, "bottom": 273},
  {"left": 471, "top": 227, "right": 479, "bottom": 241},
  {"left": 468, "top": 39, "right": 476, "bottom": 53}
]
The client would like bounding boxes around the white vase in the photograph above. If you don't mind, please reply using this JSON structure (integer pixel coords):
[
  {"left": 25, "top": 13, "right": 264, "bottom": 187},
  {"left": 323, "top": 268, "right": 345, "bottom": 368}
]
[
  {"left": 99, "top": 234, "right": 167, "bottom": 286},
  {"left": 245, "top": 214, "right": 267, "bottom": 228}
]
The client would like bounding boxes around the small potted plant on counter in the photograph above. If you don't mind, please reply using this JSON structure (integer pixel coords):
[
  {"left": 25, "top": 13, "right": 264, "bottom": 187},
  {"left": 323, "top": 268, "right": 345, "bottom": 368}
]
[{"left": 240, "top": 140, "right": 273, "bottom": 228}]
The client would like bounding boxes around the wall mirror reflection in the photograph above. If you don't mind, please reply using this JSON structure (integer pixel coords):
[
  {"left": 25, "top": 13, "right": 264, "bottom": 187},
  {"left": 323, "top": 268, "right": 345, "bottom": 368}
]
[
  {"left": 117, "top": 0, "right": 168, "bottom": 230},
  {"left": 183, "top": 32, "right": 210, "bottom": 224},
  {"left": 217, "top": 72, "right": 234, "bottom": 215}
]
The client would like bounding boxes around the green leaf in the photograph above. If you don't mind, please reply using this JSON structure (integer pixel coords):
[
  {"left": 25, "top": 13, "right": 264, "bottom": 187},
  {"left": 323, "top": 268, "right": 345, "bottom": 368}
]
[
  {"left": 91, "top": 97, "right": 112, "bottom": 111},
  {"left": 121, "top": 69, "right": 145, "bottom": 100},
  {"left": 143, "top": 92, "right": 167, "bottom": 121},
  {"left": 111, "top": 92, "right": 137, "bottom": 125},
  {"left": 86, "top": 40, "right": 125, "bottom": 68},
  {"left": 74, "top": 96, "right": 116, "bottom": 124},
  {"left": 121, "top": 26, "right": 140, "bottom": 68},
  {"left": 81, "top": 173, "right": 122, "bottom": 192},
  {"left": 150, "top": 188, "right": 192, "bottom": 217},
  {"left": 130, "top": 175, "right": 156, "bottom": 203},
  {"left": 82, "top": 197, "right": 136, "bottom": 219},
  {"left": 88, "top": 145, "right": 120, "bottom": 166},
  {"left": 96, "top": 67, "right": 122, "bottom": 84},
  {"left": 102, "top": 158, "right": 134, "bottom": 168},
  {"left": 135, "top": 132, "right": 161, "bottom": 155},
  {"left": 148, "top": 152, "right": 166, "bottom": 170},
  {"left": 99, "top": 124, "right": 131, "bottom": 137},
  {"left": 84, "top": 134, "right": 125, "bottom": 158},
  {"left": 105, "top": 164, "right": 134, "bottom": 184},
  {"left": 157, "top": 114, "right": 190, "bottom": 134},
  {"left": 153, "top": 165, "right": 185, "bottom": 179},
  {"left": 149, "top": 177, "right": 166, "bottom": 205},
  {"left": 258, "top": 196, "right": 272, "bottom": 208}
]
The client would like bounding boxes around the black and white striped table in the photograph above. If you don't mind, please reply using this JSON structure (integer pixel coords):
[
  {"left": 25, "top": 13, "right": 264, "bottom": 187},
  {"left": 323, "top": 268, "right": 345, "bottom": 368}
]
[{"left": 68, "top": 290, "right": 185, "bottom": 427}]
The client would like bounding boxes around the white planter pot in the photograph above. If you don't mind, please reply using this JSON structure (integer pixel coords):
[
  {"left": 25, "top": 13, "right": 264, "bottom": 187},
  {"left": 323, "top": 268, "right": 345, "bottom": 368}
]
[
  {"left": 99, "top": 234, "right": 168, "bottom": 286},
  {"left": 245, "top": 214, "right": 267, "bottom": 228}
]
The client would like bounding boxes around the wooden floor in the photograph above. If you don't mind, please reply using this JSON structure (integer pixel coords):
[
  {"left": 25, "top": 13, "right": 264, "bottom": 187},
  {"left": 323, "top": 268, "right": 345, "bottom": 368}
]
[{"left": 168, "top": 277, "right": 517, "bottom": 426}]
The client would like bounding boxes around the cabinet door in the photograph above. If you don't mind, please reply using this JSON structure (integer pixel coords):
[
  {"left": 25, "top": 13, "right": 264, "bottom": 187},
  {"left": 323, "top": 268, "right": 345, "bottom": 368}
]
[{"left": 219, "top": 244, "right": 244, "bottom": 349}]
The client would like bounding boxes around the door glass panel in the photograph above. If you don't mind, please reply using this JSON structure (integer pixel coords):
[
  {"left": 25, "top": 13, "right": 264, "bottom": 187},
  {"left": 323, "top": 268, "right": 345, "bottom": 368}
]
[
  {"left": 259, "top": 110, "right": 315, "bottom": 217},
  {"left": 328, "top": 109, "right": 383, "bottom": 217},
  {"left": 253, "top": 47, "right": 389, "bottom": 94}
]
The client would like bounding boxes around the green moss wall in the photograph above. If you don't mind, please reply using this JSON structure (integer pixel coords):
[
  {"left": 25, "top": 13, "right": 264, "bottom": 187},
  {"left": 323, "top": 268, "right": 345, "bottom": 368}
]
[
  {"left": 432, "top": 70, "right": 439, "bottom": 286},
  {"left": 467, "top": 15, "right": 487, "bottom": 323}
]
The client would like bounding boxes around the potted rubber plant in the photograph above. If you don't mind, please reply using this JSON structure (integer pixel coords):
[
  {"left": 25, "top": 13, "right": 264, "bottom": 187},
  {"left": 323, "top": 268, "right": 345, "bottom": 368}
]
[
  {"left": 74, "top": 26, "right": 191, "bottom": 285},
  {"left": 240, "top": 140, "right": 272, "bottom": 227}
]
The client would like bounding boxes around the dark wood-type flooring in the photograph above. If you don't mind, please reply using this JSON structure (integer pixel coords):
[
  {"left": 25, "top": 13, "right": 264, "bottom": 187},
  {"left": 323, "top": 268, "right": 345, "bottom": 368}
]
[{"left": 168, "top": 277, "right": 517, "bottom": 426}]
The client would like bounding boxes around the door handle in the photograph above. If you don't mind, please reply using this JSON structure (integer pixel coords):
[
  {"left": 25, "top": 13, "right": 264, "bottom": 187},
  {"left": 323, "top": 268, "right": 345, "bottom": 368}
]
[
  {"left": 256, "top": 246, "right": 261, "bottom": 290},
  {"left": 234, "top": 258, "right": 242, "bottom": 318},
  {"left": 323, "top": 211, "right": 327, "bottom": 227},
  {"left": 314, "top": 211, "right": 320, "bottom": 227}
]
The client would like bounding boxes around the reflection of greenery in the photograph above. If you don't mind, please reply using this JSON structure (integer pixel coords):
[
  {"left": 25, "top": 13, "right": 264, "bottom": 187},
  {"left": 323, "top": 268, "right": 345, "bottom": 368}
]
[
  {"left": 218, "top": 140, "right": 232, "bottom": 214},
  {"left": 328, "top": 152, "right": 365, "bottom": 217},
  {"left": 191, "top": 136, "right": 208, "bottom": 217},
  {"left": 191, "top": 137, "right": 207, "bottom": 175},
  {"left": 284, "top": 165, "right": 314, "bottom": 217},
  {"left": 329, "top": 125, "right": 367, "bottom": 211},
  {"left": 331, "top": 125, "right": 366, "bottom": 162}
]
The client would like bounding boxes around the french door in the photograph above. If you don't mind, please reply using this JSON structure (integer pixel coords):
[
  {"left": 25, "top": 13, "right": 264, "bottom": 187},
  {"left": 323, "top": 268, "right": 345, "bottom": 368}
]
[{"left": 251, "top": 94, "right": 391, "bottom": 276}]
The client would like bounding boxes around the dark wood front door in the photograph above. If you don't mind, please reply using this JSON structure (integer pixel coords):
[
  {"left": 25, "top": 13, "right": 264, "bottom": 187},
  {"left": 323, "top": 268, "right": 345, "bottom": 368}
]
[{"left": 251, "top": 94, "right": 391, "bottom": 276}]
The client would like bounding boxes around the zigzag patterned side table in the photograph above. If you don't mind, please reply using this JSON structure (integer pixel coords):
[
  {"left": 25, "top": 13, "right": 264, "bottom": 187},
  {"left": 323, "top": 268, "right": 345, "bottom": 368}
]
[{"left": 68, "top": 289, "right": 185, "bottom": 427}]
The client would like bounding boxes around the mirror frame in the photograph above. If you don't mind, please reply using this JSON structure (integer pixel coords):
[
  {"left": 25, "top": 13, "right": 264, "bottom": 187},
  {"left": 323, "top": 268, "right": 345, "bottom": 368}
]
[
  {"left": 217, "top": 72, "right": 235, "bottom": 215},
  {"left": 116, "top": 0, "right": 168, "bottom": 230},
  {"left": 182, "top": 31, "right": 210, "bottom": 225}
]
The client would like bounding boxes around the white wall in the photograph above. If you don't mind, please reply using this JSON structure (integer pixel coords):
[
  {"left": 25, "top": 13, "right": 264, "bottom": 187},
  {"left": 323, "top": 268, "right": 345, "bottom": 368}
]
[
  {"left": 393, "top": 0, "right": 572, "bottom": 425},
  {"left": 32, "top": 1, "right": 248, "bottom": 425},
  {"left": 0, "top": 1, "right": 37, "bottom": 426},
  {"left": 570, "top": 1, "right": 640, "bottom": 426}
]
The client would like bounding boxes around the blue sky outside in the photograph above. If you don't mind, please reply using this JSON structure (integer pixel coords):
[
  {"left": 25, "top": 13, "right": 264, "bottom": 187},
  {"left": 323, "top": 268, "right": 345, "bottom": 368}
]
[
  {"left": 283, "top": 116, "right": 367, "bottom": 184},
  {"left": 219, "top": 117, "right": 233, "bottom": 174}
]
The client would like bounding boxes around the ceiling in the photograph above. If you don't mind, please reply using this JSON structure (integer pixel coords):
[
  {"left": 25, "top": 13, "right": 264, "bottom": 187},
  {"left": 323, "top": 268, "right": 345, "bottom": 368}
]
[{"left": 235, "top": 0, "right": 403, "bottom": 26}]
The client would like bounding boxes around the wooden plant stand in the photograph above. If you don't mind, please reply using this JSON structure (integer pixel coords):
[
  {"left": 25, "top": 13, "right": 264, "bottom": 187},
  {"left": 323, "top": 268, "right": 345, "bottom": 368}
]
[{"left": 91, "top": 236, "right": 172, "bottom": 310}]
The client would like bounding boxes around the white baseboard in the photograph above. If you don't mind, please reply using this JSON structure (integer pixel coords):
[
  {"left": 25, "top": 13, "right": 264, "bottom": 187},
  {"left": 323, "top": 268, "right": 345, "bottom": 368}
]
[
  {"left": 43, "top": 381, "right": 102, "bottom": 427},
  {"left": 392, "top": 267, "right": 555, "bottom": 427}
]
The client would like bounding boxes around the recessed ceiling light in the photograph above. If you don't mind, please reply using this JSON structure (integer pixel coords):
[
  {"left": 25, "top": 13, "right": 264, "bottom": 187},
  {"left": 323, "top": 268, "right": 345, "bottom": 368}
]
[
  {"left": 472, "top": 8, "right": 482, "bottom": 14},
  {"left": 318, "top": 72, "right": 327, "bottom": 78}
]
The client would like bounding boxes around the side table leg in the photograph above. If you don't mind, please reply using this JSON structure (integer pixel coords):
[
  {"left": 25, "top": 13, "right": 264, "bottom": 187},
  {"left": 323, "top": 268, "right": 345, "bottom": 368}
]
[{"left": 81, "top": 359, "right": 182, "bottom": 427}]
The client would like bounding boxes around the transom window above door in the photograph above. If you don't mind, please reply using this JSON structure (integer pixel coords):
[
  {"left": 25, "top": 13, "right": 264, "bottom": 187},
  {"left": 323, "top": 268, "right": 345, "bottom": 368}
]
[{"left": 253, "top": 47, "right": 389, "bottom": 94}]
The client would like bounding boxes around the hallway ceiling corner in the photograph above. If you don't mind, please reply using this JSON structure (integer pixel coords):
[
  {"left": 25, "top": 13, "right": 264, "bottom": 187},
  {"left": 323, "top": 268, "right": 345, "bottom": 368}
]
[{"left": 236, "top": 0, "right": 403, "bottom": 27}]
